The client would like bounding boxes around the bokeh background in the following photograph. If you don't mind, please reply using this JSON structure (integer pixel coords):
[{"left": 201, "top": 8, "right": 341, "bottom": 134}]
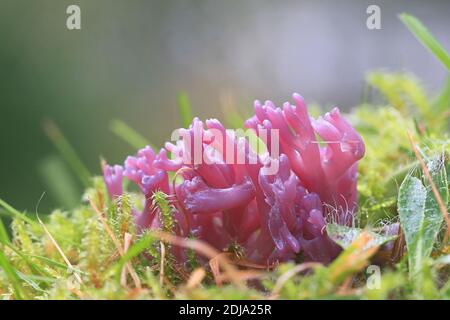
[{"left": 1, "top": 0, "right": 449, "bottom": 211}]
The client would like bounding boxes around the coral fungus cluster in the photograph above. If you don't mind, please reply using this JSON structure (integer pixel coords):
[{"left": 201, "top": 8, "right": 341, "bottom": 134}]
[{"left": 103, "top": 93, "right": 365, "bottom": 265}]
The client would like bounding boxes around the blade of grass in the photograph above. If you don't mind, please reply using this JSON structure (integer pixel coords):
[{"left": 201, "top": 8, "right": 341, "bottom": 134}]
[
  {"left": 16, "top": 271, "right": 48, "bottom": 293},
  {"left": 43, "top": 120, "right": 91, "bottom": 187},
  {"left": 0, "top": 217, "right": 10, "bottom": 244},
  {"left": 0, "top": 250, "right": 25, "bottom": 299},
  {"left": 6, "top": 244, "right": 52, "bottom": 278},
  {"left": 177, "top": 92, "right": 193, "bottom": 127},
  {"left": 106, "top": 231, "right": 156, "bottom": 280},
  {"left": 0, "top": 198, "right": 36, "bottom": 226},
  {"left": 17, "top": 273, "right": 57, "bottom": 283},
  {"left": 400, "top": 13, "right": 450, "bottom": 71},
  {"left": 27, "top": 254, "right": 86, "bottom": 275},
  {"left": 38, "top": 155, "right": 80, "bottom": 209},
  {"left": 110, "top": 119, "right": 153, "bottom": 149},
  {"left": 433, "top": 76, "right": 450, "bottom": 112},
  {"left": 0, "top": 198, "right": 79, "bottom": 248}
]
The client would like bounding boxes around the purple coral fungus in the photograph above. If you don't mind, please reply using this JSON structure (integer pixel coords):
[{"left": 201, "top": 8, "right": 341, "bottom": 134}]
[{"left": 103, "top": 93, "right": 365, "bottom": 265}]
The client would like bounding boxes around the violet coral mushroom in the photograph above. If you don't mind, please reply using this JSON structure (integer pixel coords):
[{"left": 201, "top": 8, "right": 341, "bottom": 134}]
[
  {"left": 103, "top": 93, "right": 365, "bottom": 265},
  {"left": 245, "top": 93, "right": 365, "bottom": 224}
]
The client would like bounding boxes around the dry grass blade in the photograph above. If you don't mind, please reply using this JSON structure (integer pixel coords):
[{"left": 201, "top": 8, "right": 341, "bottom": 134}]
[
  {"left": 120, "top": 232, "right": 133, "bottom": 288},
  {"left": 211, "top": 253, "right": 265, "bottom": 283},
  {"left": 391, "top": 225, "right": 406, "bottom": 263},
  {"left": 270, "top": 262, "right": 322, "bottom": 296},
  {"left": 216, "top": 270, "right": 264, "bottom": 283},
  {"left": 337, "top": 276, "right": 356, "bottom": 296},
  {"left": 209, "top": 254, "right": 222, "bottom": 286},
  {"left": 328, "top": 232, "right": 379, "bottom": 285},
  {"left": 225, "top": 253, "right": 273, "bottom": 269},
  {"left": 407, "top": 131, "right": 450, "bottom": 242},
  {"left": 186, "top": 268, "right": 206, "bottom": 290},
  {"left": 153, "top": 231, "right": 244, "bottom": 288},
  {"left": 89, "top": 198, "right": 142, "bottom": 289}
]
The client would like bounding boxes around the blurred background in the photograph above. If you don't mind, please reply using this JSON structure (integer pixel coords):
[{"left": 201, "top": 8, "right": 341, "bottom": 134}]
[{"left": 1, "top": 0, "right": 449, "bottom": 211}]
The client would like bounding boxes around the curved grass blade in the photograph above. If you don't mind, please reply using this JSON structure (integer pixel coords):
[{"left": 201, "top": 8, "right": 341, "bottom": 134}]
[
  {"left": 0, "top": 198, "right": 36, "bottom": 226},
  {"left": 433, "top": 76, "right": 450, "bottom": 112},
  {"left": 16, "top": 271, "right": 48, "bottom": 293},
  {"left": 400, "top": 13, "right": 450, "bottom": 71},
  {"left": 110, "top": 119, "right": 152, "bottom": 149},
  {"left": 43, "top": 120, "right": 91, "bottom": 187},
  {"left": 38, "top": 155, "right": 80, "bottom": 209}
]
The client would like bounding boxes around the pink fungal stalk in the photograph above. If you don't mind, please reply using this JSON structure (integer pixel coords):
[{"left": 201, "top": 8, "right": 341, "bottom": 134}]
[{"left": 103, "top": 93, "right": 365, "bottom": 265}]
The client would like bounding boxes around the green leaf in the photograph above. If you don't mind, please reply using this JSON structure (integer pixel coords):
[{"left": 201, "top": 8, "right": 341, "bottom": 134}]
[
  {"left": 398, "top": 174, "right": 427, "bottom": 276},
  {"left": 327, "top": 224, "right": 397, "bottom": 250},
  {"left": 397, "top": 158, "right": 448, "bottom": 278},
  {"left": 400, "top": 13, "right": 450, "bottom": 71},
  {"left": 177, "top": 92, "right": 193, "bottom": 128}
]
